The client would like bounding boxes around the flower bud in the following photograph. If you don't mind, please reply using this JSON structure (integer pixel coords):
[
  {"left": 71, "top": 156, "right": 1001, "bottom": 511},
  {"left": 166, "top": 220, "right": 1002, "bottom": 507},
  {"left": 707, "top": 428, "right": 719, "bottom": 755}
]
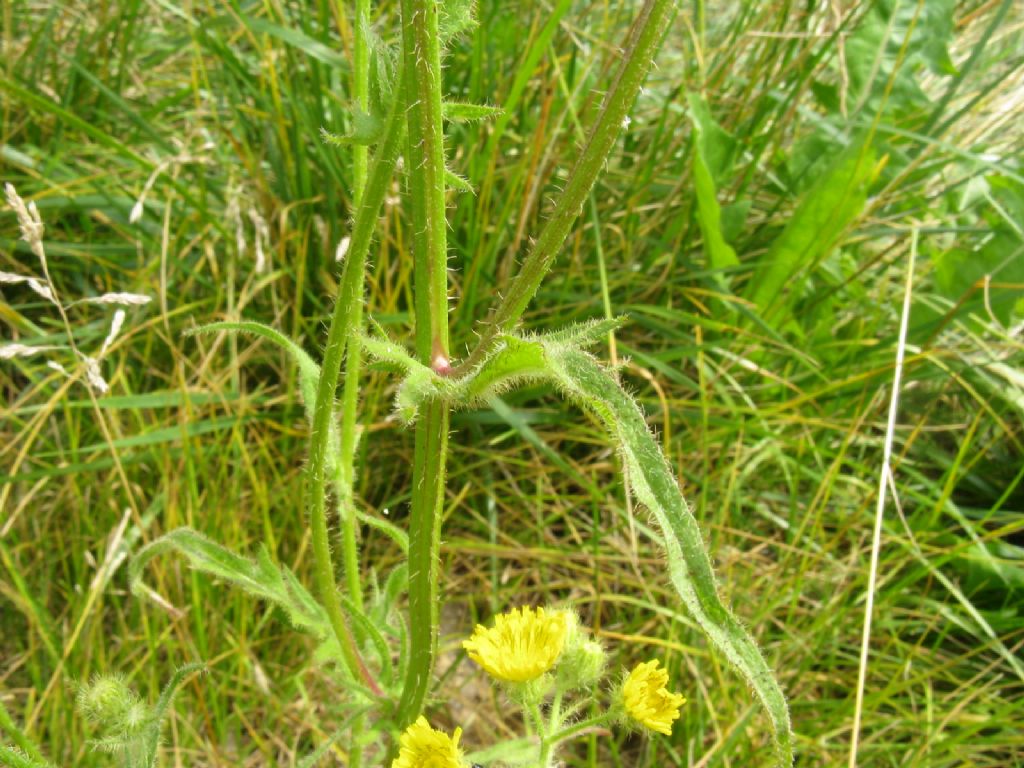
[
  {"left": 555, "top": 612, "right": 607, "bottom": 691},
  {"left": 77, "top": 676, "right": 135, "bottom": 725}
]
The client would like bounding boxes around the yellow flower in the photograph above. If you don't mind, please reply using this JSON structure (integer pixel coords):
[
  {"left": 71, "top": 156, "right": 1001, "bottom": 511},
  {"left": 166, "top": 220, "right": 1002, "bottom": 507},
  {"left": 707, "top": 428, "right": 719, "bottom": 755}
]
[
  {"left": 391, "top": 716, "right": 464, "bottom": 768},
  {"left": 622, "top": 660, "right": 686, "bottom": 736},
  {"left": 462, "top": 606, "right": 568, "bottom": 682}
]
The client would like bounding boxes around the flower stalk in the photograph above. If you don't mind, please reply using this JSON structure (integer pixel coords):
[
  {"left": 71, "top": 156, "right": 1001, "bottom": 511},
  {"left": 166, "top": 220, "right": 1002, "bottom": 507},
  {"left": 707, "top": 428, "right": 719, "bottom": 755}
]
[
  {"left": 305, "top": 50, "right": 407, "bottom": 698},
  {"left": 338, "top": 0, "right": 374, "bottom": 617},
  {"left": 341, "top": 4, "right": 374, "bottom": 765},
  {"left": 393, "top": 0, "right": 452, "bottom": 731},
  {"left": 455, "top": 0, "right": 677, "bottom": 374}
]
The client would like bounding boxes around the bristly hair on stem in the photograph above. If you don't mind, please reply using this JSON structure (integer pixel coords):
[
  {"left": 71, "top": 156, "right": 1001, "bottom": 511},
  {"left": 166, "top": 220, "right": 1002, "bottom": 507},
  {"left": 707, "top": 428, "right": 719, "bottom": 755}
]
[{"left": 393, "top": 0, "right": 453, "bottom": 733}]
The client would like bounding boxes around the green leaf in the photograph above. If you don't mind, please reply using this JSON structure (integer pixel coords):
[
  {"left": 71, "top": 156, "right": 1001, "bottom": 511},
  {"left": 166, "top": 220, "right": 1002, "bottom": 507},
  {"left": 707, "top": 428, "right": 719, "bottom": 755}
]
[
  {"left": 444, "top": 167, "right": 474, "bottom": 194},
  {"left": 439, "top": 0, "right": 476, "bottom": 42},
  {"left": 188, "top": 321, "right": 319, "bottom": 416},
  {"left": 144, "top": 664, "right": 205, "bottom": 766},
  {"left": 241, "top": 15, "right": 349, "bottom": 70},
  {"left": 690, "top": 130, "right": 739, "bottom": 271},
  {"left": 458, "top": 337, "right": 550, "bottom": 403},
  {"left": 0, "top": 703, "right": 46, "bottom": 766},
  {"left": 129, "top": 528, "right": 333, "bottom": 648},
  {"left": 371, "top": 331, "right": 792, "bottom": 764},
  {"left": 687, "top": 94, "right": 738, "bottom": 272},
  {"left": 442, "top": 101, "right": 503, "bottom": 122},
  {"left": 541, "top": 346, "right": 793, "bottom": 766},
  {"left": 746, "top": 141, "right": 876, "bottom": 329},
  {"left": 931, "top": 175, "right": 1024, "bottom": 325},
  {"left": 0, "top": 745, "right": 55, "bottom": 768},
  {"left": 687, "top": 93, "right": 738, "bottom": 185},
  {"left": 538, "top": 316, "right": 626, "bottom": 347},
  {"left": 368, "top": 29, "right": 398, "bottom": 117},
  {"left": 466, "top": 737, "right": 538, "bottom": 766},
  {"left": 324, "top": 108, "right": 386, "bottom": 147},
  {"left": 842, "top": 0, "right": 957, "bottom": 116}
]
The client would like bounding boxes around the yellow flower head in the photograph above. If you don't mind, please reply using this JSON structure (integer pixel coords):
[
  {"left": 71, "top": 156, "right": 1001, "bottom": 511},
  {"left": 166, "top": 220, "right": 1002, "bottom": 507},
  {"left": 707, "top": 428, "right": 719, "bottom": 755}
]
[
  {"left": 391, "top": 716, "right": 464, "bottom": 768},
  {"left": 462, "top": 606, "right": 568, "bottom": 683},
  {"left": 623, "top": 660, "right": 686, "bottom": 736}
]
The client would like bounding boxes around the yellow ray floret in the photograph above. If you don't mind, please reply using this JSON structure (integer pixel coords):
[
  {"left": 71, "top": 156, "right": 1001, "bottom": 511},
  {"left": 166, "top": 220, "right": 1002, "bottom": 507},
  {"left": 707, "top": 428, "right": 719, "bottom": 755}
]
[
  {"left": 391, "top": 716, "right": 464, "bottom": 768},
  {"left": 623, "top": 660, "right": 686, "bottom": 736},
  {"left": 462, "top": 606, "right": 568, "bottom": 682}
]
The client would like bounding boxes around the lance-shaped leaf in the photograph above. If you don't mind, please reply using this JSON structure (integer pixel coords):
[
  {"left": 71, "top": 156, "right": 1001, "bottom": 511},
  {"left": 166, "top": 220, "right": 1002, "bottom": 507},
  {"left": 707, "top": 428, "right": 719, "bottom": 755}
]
[
  {"left": 540, "top": 344, "right": 793, "bottom": 765},
  {"left": 688, "top": 93, "right": 739, "bottom": 273},
  {"left": 130, "top": 528, "right": 326, "bottom": 634},
  {"left": 367, "top": 327, "right": 793, "bottom": 764},
  {"left": 0, "top": 744, "right": 56, "bottom": 768},
  {"left": 442, "top": 101, "right": 502, "bottom": 122}
]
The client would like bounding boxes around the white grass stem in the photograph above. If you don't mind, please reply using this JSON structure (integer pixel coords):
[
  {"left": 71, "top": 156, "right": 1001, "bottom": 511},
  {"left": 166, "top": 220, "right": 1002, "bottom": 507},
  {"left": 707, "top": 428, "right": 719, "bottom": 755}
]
[{"left": 848, "top": 228, "right": 917, "bottom": 767}]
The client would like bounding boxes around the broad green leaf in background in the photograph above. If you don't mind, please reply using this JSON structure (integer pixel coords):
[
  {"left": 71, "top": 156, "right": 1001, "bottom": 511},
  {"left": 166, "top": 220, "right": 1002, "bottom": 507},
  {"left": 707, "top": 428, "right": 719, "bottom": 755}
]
[
  {"left": 746, "top": 141, "right": 877, "bottom": 331},
  {"left": 932, "top": 175, "right": 1024, "bottom": 325},
  {"left": 843, "top": 0, "right": 957, "bottom": 117},
  {"left": 687, "top": 93, "right": 739, "bottom": 184},
  {"left": 129, "top": 528, "right": 327, "bottom": 636},
  {"left": 688, "top": 93, "right": 739, "bottom": 272},
  {"left": 240, "top": 15, "right": 350, "bottom": 70}
]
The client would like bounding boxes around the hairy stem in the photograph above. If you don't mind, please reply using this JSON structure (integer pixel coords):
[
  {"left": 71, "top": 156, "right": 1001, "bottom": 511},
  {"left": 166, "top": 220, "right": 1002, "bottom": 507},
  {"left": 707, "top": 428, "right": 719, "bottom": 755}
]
[
  {"left": 455, "top": 0, "right": 676, "bottom": 373},
  {"left": 546, "top": 712, "right": 615, "bottom": 748},
  {"left": 394, "top": 0, "right": 451, "bottom": 729},
  {"left": 338, "top": 0, "right": 373, "bottom": 617},
  {"left": 306, "top": 63, "right": 407, "bottom": 696},
  {"left": 343, "top": 5, "right": 373, "bottom": 765}
]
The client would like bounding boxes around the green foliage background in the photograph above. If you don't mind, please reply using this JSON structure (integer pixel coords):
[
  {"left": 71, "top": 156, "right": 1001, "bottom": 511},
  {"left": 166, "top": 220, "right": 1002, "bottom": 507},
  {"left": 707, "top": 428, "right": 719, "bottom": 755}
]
[{"left": 1, "top": 0, "right": 1022, "bottom": 765}]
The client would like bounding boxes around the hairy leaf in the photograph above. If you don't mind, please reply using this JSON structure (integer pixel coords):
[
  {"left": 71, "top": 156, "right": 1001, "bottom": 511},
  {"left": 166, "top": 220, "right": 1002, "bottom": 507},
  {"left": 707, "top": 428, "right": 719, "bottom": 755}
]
[
  {"left": 372, "top": 328, "right": 794, "bottom": 764},
  {"left": 130, "top": 528, "right": 335, "bottom": 652},
  {"left": 0, "top": 745, "right": 55, "bottom": 768},
  {"left": 442, "top": 101, "right": 502, "bottom": 122},
  {"left": 541, "top": 345, "right": 793, "bottom": 765},
  {"left": 445, "top": 167, "right": 474, "bottom": 194}
]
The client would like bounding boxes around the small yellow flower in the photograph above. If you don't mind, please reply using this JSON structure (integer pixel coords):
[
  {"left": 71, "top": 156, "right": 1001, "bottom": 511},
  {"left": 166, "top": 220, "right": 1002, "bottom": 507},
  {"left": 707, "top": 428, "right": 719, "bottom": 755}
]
[
  {"left": 462, "top": 606, "right": 568, "bottom": 682},
  {"left": 623, "top": 660, "right": 686, "bottom": 736},
  {"left": 391, "top": 716, "right": 464, "bottom": 768}
]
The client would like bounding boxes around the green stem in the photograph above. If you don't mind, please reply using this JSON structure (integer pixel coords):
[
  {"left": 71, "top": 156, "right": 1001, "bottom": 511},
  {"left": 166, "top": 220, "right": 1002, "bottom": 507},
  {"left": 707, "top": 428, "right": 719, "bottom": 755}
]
[
  {"left": 344, "top": 5, "right": 373, "bottom": 766},
  {"left": 338, "top": 0, "right": 372, "bottom": 617},
  {"left": 455, "top": 0, "right": 676, "bottom": 374},
  {"left": 394, "top": 0, "right": 451, "bottom": 729},
  {"left": 545, "top": 712, "right": 615, "bottom": 749},
  {"left": 352, "top": 0, "right": 370, "bottom": 205},
  {"left": 307, "top": 63, "right": 407, "bottom": 696},
  {"left": 549, "top": 690, "right": 563, "bottom": 732}
]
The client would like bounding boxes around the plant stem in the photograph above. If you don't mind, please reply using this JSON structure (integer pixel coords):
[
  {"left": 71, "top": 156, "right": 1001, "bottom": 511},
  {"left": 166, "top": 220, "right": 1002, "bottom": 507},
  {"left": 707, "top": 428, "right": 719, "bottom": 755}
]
[
  {"left": 394, "top": 0, "right": 451, "bottom": 729},
  {"left": 545, "top": 712, "right": 615, "bottom": 748},
  {"left": 306, "top": 63, "right": 407, "bottom": 696},
  {"left": 344, "top": 5, "right": 373, "bottom": 767},
  {"left": 337, "top": 0, "right": 373, "bottom": 618},
  {"left": 455, "top": 0, "right": 677, "bottom": 374},
  {"left": 352, "top": 0, "right": 370, "bottom": 204}
]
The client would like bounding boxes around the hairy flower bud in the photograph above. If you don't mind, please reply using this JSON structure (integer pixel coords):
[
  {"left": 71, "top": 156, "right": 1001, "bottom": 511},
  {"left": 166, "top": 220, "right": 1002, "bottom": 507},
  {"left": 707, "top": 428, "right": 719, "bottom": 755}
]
[
  {"left": 555, "top": 613, "right": 607, "bottom": 691},
  {"left": 77, "top": 676, "right": 135, "bottom": 725}
]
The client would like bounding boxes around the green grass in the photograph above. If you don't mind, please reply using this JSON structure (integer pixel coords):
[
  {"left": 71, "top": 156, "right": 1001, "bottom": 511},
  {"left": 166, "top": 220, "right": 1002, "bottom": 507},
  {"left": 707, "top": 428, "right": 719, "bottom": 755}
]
[{"left": 2, "top": 0, "right": 1023, "bottom": 765}]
